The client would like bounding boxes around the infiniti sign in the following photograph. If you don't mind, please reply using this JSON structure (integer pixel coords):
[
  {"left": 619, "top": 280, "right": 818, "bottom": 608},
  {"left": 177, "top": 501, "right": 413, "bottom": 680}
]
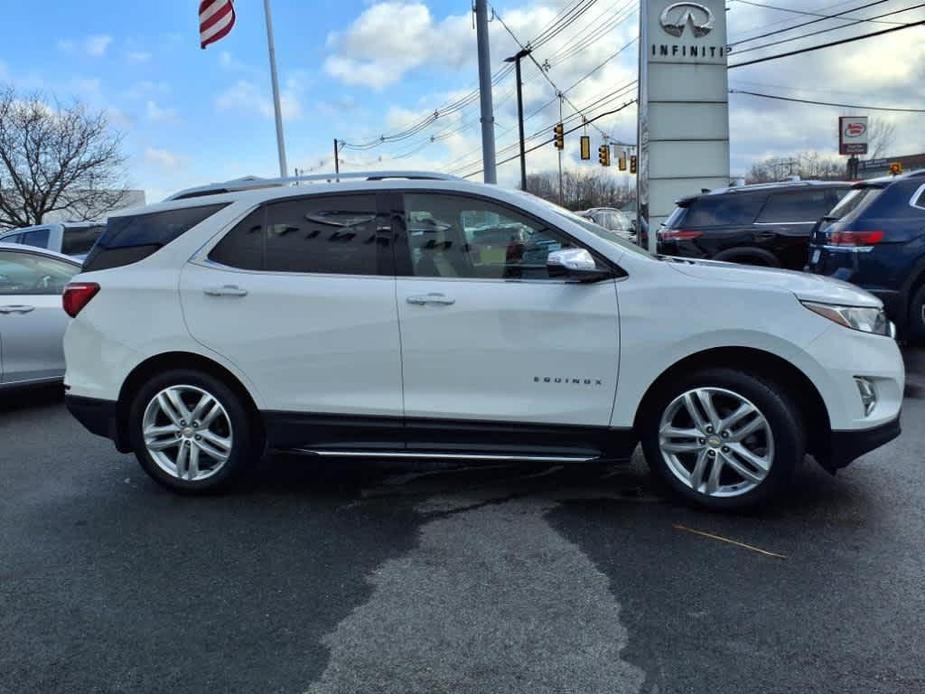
[{"left": 659, "top": 2, "right": 714, "bottom": 38}]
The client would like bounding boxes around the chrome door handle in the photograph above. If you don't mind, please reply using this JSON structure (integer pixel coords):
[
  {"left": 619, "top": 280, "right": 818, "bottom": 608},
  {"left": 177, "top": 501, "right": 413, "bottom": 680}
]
[
  {"left": 406, "top": 293, "right": 455, "bottom": 306},
  {"left": 0, "top": 305, "right": 35, "bottom": 314},
  {"left": 204, "top": 285, "right": 248, "bottom": 297}
]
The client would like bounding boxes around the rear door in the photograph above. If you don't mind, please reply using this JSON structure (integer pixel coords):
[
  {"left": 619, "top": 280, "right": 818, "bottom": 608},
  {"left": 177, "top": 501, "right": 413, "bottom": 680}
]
[
  {"left": 181, "top": 193, "right": 404, "bottom": 429},
  {"left": 0, "top": 250, "right": 79, "bottom": 384},
  {"left": 393, "top": 191, "right": 620, "bottom": 435},
  {"left": 754, "top": 189, "right": 845, "bottom": 268}
]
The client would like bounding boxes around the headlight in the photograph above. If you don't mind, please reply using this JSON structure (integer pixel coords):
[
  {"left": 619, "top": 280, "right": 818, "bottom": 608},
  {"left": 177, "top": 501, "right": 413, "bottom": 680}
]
[{"left": 802, "top": 301, "right": 892, "bottom": 336}]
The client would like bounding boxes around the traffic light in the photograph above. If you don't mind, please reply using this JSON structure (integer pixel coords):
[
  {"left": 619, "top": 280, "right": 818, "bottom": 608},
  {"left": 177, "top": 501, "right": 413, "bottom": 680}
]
[
  {"left": 598, "top": 144, "right": 610, "bottom": 167},
  {"left": 890, "top": 161, "right": 903, "bottom": 176},
  {"left": 579, "top": 135, "right": 590, "bottom": 160},
  {"left": 553, "top": 123, "right": 564, "bottom": 150},
  {"left": 618, "top": 152, "right": 627, "bottom": 171},
  {"left": 629, "top": 154, "right": 638, "bottom": 174}
]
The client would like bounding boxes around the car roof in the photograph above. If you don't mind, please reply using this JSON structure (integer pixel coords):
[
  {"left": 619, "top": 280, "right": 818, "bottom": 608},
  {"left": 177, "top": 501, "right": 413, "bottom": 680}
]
[
  {"left": 854, "top": 169, "right": 925, "bottom": 188},
  {"left": 678, "top": 179, "right": 851, "bottom": 205},
  {"left": 0, "top": 242, "right": 81, "bottom": 264},
  {"left": 112, "top": 172, "right": 550, "bottom": 220}
]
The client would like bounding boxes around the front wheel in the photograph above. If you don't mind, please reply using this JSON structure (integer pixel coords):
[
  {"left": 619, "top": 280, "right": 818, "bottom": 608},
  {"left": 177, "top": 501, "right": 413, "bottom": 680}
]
[
  {"left": 640, "top": 368, "right": 805, "bottom": 510},
  {"left": 128, "top": 369, "right": 262, "bottom": 493}
]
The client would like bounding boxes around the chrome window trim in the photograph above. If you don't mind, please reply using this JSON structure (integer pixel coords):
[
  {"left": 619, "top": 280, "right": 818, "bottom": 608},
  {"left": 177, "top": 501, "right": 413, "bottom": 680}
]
[{"left": 909, "top": 183, "right": 925, "bottom": 211}]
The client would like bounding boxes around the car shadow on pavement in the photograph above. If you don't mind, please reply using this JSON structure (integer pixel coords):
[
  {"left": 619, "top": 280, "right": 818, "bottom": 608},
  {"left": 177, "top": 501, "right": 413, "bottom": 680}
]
[{"left": 0, "top": 383, "right": 63, "bottom": 414}]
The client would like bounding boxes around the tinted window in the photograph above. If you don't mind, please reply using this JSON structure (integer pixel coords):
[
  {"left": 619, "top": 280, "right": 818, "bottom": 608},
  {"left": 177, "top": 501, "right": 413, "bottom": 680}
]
[
  {"left": 210, "top": 195, "right": 381, "bottom": 275},
  {"left": 913, "top": 187, "right": 925, "bottom": 210},
  {"left": 84, "top": 204, "right": 227, "bottom": 272},
  {"left": 757, "top": 190, "right": 835, "bottom": 223},
  {"left": 682, "top": 195, "right": 764, "bottom": 227},
  {"left": 20, "top": 228, "right": 50, "bottom": 249},
  {"left": 827, "top": 187, "right": 882, "bottom": 221},
  {"left": 62, "top": 225, "right": 105, "bottom": 256},
  {"left": 0, "top": 251, "right": 78, "bottom": 295},
  {"left": 1, "top": 233, "right": 23, "bottom": 245},
  {"left": 403, "top": 193, "right": 600, "bottom": 280}
]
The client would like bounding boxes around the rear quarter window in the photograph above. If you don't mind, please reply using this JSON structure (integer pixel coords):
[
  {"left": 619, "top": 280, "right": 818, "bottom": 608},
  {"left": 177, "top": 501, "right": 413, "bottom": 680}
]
[
  {"left": 682, "top": 194, "right": 765, "bottom": 227},
  {"left": 83, "top": 204, "right": 227, "bottom": 272}
]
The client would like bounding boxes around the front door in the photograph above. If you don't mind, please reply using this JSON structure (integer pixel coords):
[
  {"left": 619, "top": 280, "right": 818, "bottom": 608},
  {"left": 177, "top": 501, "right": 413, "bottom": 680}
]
[
  {"left": 181, "top": 193, "right": 403, "bottom": 430},
  {"left": 0, "top": 250, "right": 78, "bottom": 383},
  {"left": 394, "top": 192, "right": 621, "bottom": 433}
]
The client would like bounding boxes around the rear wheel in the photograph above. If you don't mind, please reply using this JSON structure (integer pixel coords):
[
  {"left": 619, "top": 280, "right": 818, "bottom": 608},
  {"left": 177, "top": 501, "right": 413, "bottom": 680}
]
[
  {"left": 640, "top": 368, "right": 805, "bottom": 510},
  {"left": 128, "top": 369, "right": 261, "bottom": 493},
  {"left": 907, "top": 284, "right": 925, "bottom": 344}
]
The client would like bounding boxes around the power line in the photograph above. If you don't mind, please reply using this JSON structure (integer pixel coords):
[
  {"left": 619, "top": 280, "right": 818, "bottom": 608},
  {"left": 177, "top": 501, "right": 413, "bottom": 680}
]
[
  {"left": 732, "top": 0, "right": 905, "bottom": 25},
  {"left": 730, "top": 88, "right": 925, "bottom": 112},
  {"left": 460, "top": 100, "right": 637, "bottom": 179},
  {"left": 729, "top": 0, "right": 892, "bottom": 47},
  {"left": 733, "top": 2, "right": 925, "bottom": 54},
  {"left": 728, "top": 18, "right": 925, "bottom": 68}
]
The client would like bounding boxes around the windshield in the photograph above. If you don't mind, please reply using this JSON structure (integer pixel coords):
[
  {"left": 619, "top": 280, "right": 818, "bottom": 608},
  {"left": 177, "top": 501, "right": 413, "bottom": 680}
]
[{"left": 524, "top": 193, "right": 655, "bottom": 258}]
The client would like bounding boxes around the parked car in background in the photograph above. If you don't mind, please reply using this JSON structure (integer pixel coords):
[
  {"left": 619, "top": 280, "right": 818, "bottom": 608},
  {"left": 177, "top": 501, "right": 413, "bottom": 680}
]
[
  {"left": 658, "top": 181, "right": 851, "bottom": 269},
  {"left": 807, "top": 171, "right": 925, "bottom": 342},
  {"left": 576, "top": 207, "right": 635, "bottom": 241},
  {"left": 62, "top": 171, "right": 903, "bottom": 510},
  {"left": 0, "top": 221, "right": 106, "bottom": 260},
  {"left": 0, "top": 243, "right": 81, "bottom": 389}
]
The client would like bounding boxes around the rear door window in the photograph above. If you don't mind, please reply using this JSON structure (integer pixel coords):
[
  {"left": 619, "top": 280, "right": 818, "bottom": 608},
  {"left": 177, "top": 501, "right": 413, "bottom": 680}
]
[
  {"left": 1, "top": 233, "right": 23, "bottom": 245},
  {"left": 62, "top": 225, "right": 105, "bottom": 256},
  {"left": 20, "top": 228, "right": 50, "bottom": 249},
  {"left": 757, "top": 190, "right": 834, "bottom": 224},
  {"left": 682, "top": 194, "right": 764, "bottom": 227},
  {"left": 84, "top": 204, "right": 227, "bottom": 272},
  {"left": 209, "top": 194, "right": 382, "bottom": 275}
]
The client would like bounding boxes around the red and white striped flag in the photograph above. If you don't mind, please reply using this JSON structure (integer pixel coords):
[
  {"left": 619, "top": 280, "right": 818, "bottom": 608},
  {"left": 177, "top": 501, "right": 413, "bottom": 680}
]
[{"left": 199, "top": 0, "right": 236, "bottom": 49}]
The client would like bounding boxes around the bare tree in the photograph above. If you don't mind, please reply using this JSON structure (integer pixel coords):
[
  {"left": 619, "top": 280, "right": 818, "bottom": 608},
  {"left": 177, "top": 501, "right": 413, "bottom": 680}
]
[
  {"left": 526, "top": 170, "right": 634, "bottom": 210},
  {"left": 866, "top": 117, "right": 896, "bottom": 160},
  {"left": 746, "top": 151, "right": 846, "bottom": 183},
  {"left": 0, "top": 86, "right": 127, "bottom": 229}
]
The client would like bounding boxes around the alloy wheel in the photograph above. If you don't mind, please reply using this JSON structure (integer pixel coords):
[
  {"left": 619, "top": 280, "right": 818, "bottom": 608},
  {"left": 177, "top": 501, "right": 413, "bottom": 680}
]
[
  {"left": 142, "top": 385, "right": 234, "bottom": 482},
  {"left": 658, "top": 387, "right": 774, "bottom": 498}
]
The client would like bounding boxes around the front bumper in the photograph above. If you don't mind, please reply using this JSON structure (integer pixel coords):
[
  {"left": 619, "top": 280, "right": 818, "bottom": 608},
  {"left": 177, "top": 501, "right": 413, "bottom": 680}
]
[
  {"left": 817, "top": 413, "right": 902, "bottom": 472},
  {"left": 65, "top": 395, "right": 127, "bottom": 451}
]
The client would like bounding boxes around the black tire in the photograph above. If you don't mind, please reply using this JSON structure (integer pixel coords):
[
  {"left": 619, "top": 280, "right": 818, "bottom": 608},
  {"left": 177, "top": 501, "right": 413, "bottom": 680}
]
[
  {"left": 907, "top": 284, "right": 925, "bottom": 345},
  {"left": 128, "top": 368, "right": 262, "bottom": 494},
  {"left": 639, "top": 367, "right": 805, "bottom": 510}
]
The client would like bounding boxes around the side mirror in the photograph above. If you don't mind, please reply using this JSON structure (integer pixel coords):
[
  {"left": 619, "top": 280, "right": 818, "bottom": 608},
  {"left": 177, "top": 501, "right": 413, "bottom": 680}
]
[{"left": 547, "top": 248, "right": 610, "bottom": 282}]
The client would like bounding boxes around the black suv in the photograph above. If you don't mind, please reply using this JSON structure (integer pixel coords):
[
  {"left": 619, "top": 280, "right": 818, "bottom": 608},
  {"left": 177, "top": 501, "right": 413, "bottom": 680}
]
[{"left": 658, "top": 181, "right": 851, "bottom": 269}]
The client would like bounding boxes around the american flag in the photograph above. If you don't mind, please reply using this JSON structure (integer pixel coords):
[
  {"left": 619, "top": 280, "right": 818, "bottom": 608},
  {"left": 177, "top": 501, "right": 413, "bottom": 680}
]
[{"left": 199, "top": 0, "right": 236, "bottom": 49}]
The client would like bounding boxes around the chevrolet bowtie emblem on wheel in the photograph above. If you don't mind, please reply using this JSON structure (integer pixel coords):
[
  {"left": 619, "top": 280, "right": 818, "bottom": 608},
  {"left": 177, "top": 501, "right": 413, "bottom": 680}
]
[{"left": 659, "top": 2, "right": 714, "bottom": 38}]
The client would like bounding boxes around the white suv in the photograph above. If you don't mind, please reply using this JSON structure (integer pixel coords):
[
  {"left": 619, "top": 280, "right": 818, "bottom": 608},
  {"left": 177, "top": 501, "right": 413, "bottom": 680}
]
[{"left": 62, "top": 172, "right": 904, "bottom": 509}]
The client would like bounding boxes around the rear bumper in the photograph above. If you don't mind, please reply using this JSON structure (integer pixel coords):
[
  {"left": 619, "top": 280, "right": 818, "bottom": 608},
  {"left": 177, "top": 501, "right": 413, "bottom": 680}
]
[
  {"left": 65, "top": 395, "right": 125, "bottom": 449},
  {"left": 818, "top": 414, "right": 902, "bottom": 471}
]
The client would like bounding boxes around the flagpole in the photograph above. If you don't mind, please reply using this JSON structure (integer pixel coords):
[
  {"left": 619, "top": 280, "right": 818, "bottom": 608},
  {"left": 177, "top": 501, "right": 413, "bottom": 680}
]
[{"left": 263, "top": 0, "right": 288, "bottom": 177}]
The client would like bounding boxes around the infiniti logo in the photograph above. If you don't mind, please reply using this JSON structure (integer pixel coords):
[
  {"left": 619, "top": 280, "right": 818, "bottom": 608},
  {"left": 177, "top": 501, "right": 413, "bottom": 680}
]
[{"left": 659, "top": 2, "right": 714, "bottom": 38}]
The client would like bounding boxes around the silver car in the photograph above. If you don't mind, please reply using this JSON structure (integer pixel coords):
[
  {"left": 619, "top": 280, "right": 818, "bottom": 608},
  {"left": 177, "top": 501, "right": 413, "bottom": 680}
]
[{"left": 0, "top": 243, "right": 81, "bottom": 389}]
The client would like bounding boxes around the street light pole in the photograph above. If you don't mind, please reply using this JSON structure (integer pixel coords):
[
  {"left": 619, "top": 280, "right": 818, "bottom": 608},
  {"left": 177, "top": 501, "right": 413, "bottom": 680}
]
[
  {"left": 474, "top": 0, "right": 497, "bottom": 184},
  {"left": 263, "top": 0, "right": 288, "bottom": 177},
  {"left": 505, "top": 48, "right": 531, "bottom": 192}
]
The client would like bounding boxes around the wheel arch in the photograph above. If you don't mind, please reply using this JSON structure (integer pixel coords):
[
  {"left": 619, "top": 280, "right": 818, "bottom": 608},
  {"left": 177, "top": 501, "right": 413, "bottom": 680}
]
[
  {"left": 114, "top": 351, "right": 262, "bottom": 453},
  {"left": 633, "top": 346, "right": 830, "bottom": 457}
]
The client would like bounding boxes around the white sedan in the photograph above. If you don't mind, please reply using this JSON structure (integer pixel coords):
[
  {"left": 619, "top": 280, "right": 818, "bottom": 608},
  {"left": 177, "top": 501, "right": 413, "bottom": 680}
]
[{"left": 0, "top": 243, "right": 80, "bottom": 389}]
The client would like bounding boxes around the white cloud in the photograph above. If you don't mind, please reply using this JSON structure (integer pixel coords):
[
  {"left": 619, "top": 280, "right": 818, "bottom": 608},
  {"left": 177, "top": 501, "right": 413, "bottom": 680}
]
[
  {"left": 67, "top": 78, "right": 103, "bottom": 101},
  {"left": 127, "top": 51, "right": 152, "bottom": 64},
  {"left": 145, "top": 147, "right": 184, "bottom": 171},
  {"left": 215, "top": 80, "right": 302, "bottom": 121},
  {"left": 146, "top": 100, "right": 178, "bottom": 123},
  {"left": 125, "top": 80, "right": 171, "bottom": 100},
  {"left": 58, "top": 34, "right": 113, "bottom": 58},
  {"left": 324, "top": 2, "right": 472, "bottom": 89}
]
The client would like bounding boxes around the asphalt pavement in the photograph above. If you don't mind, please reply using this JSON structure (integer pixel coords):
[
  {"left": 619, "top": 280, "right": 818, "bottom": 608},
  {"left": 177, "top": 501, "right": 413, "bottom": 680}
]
[{"left": 2, "top": 351, "right": 924, "bottom": 693}]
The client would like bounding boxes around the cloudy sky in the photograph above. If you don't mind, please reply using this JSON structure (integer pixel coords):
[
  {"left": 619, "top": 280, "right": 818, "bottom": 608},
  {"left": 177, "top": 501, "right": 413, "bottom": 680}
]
[{"left": 1, "top": 0, "right": 923, "bottom": 201}]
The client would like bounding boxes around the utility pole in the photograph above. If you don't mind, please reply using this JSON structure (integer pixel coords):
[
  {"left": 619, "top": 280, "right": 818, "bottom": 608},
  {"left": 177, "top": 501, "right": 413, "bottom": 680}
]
[
  {"left": 333, "top": 139, "right": 340, "bottom": 180},
  {"left": 557, "top": 93, "right": 564, "bottom": 205},
  {"left": 263, "top": 0, "right": 288, "bottom": 177},
  {"left": 505, "top": 47, "right": 531, "bottom": 191},
  {"left": 474, "top": 0, "right": 497, "bottom": 184}
]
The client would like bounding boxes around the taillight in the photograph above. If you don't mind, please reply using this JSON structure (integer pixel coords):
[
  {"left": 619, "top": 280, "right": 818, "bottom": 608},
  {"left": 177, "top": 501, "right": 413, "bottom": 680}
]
[
  {"left": 827, "top": 230, "right": 884, "bottom": 247},
  {"left": 659, "top": 229, "right": 703, "bottom": 241},
  {"left": 63, "top": 282, "right": 100, "bottom": 318}
]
